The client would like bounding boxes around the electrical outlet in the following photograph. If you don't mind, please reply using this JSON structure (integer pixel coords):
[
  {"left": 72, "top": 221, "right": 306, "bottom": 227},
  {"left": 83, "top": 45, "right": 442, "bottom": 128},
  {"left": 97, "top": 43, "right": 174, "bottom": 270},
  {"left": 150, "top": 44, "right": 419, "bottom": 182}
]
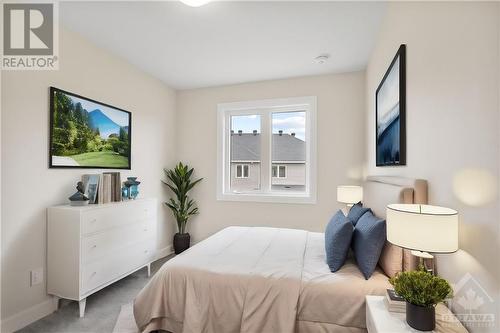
[{"left": 30, "top": 268, "right": 43, "bottom": 286}]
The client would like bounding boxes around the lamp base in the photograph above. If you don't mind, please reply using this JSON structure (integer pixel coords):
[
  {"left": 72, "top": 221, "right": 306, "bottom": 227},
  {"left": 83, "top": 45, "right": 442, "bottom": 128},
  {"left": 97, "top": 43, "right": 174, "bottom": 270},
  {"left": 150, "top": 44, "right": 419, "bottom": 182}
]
[{"left": 410, "top": 251, "right": 435, "bottom": 274}]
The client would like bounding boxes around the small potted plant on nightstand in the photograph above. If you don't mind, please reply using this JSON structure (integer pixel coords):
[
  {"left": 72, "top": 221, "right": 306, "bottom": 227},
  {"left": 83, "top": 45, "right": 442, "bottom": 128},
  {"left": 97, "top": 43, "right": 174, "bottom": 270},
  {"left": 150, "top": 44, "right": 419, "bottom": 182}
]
[
  {"left": 163, "top": 162, "right": 203, "bottom": 254},
  {"left": 389, "top": 268, "right": 453, "bottom": 331}
]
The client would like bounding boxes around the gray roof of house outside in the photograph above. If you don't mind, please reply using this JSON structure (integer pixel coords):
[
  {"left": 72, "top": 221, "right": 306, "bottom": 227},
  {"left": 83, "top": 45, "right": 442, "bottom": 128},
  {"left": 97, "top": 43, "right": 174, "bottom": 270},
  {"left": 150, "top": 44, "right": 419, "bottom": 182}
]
[{"left": 231, "top": 133, "right": 305, "bottom": 162}]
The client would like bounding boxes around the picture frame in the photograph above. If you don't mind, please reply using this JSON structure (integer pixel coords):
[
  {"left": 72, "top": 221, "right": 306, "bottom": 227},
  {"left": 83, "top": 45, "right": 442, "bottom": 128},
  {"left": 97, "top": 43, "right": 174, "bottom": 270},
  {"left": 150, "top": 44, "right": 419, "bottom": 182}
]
[
  {"left": 375, "top": 44, "right": 406, "bottom": 166},
  {"left": 49, "top": 87, "right": 132, "bottom": 169},
  {"left": 82, "top": 174, "right": 100, "bottom": 204}
]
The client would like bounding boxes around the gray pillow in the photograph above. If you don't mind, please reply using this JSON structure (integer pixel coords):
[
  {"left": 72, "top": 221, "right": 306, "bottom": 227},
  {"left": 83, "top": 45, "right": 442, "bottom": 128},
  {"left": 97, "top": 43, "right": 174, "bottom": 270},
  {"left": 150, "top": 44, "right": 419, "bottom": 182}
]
[
  {"left": 325, "top": 210, "right": 354, "bottom": 272},
  {"left": 347, "top": 202, "right": 371, "bottom": 226},
  {"left": 352, "top": 211, "right": 386, "bottom": 279}
]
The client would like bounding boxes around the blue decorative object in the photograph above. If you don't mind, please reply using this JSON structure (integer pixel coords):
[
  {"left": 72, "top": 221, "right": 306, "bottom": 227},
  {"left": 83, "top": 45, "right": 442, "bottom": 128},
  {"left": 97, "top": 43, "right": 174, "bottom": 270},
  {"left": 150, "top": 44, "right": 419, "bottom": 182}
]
[
  {"left": 347, "top": 202, "right": 371, "bottom": 225},
  {"left": 352, "top": 211, "right": 386, "bottom": 279},
  {"left": 124, "top": 177, "right": 141, "bottom": 200},
  {"left": 121, "top": 186, "right": 129, "bottom": 200},
  {"left": 324, "top": 210, "right": 354, "bottom": 272},
  {"left": 130, "top": 185, "right": 139, "bottom": 199}
]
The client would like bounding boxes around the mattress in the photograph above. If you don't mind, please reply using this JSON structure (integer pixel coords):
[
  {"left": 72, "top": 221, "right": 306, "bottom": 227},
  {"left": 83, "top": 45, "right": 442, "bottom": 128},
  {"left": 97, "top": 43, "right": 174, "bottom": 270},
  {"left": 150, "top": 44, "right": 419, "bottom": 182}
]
[{"left": 134, "top": 226, "right": 390, "bottom": 333}]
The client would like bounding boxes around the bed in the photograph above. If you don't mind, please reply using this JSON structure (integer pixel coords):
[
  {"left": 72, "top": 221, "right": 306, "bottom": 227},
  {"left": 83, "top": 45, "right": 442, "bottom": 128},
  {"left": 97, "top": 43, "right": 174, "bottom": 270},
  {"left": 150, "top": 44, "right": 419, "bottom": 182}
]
[{"left": 134, "top": 176, "right": 428, "bottom": 333}]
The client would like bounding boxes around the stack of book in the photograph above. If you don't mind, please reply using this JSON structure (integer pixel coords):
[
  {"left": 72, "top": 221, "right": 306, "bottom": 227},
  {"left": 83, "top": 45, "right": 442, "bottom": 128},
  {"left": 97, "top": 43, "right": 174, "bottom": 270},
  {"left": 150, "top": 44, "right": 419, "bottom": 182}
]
[
  {"left": 384, "top": 289, "right": 405, "bottom": 313},
  {"left": 81, "top": 172, "right": 122, "bottom": 204}
]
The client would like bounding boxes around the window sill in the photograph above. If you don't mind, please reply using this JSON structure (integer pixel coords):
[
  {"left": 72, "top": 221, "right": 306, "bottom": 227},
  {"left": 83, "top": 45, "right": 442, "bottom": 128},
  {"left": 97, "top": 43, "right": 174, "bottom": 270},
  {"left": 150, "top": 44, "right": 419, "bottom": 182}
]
[{"left": 216, "top": 191, "right": 316, "bottom": 204}]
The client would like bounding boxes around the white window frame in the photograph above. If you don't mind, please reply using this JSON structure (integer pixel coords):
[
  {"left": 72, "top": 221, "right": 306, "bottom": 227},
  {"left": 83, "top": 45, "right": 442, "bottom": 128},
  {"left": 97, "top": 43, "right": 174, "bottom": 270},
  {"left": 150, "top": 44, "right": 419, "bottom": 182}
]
[
  {"left": 235, "top": 164, "right": 249, "bottom": 179},
  {"left": 217, "top": 96, "right": 317, "bottom": 204}
]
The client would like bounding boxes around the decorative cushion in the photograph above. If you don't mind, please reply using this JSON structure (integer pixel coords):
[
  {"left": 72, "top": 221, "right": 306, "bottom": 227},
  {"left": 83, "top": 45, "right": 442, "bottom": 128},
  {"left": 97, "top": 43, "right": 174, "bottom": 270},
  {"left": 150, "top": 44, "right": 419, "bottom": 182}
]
[
  {"left": 352, "top": 211, "right": 386, "bottom": 279},
  {"left": 347, "top": 202, "right": 371, "bottom": 226},
  {"left": 324, "top": 210, "right": 354, "bottom": 272},
  {"left": 378, "top": 242, "right": 403, "bottom": 278}
]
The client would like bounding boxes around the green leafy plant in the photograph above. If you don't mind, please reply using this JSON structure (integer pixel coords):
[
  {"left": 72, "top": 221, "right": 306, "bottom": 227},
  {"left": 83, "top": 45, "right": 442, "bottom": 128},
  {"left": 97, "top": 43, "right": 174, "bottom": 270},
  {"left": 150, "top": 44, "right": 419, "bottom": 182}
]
[
  {"left": 389, "top": 267, "right": 453, "bottom": 308},
  {"left": 163, "top": 162, "right": 203, "bottom": 234}
]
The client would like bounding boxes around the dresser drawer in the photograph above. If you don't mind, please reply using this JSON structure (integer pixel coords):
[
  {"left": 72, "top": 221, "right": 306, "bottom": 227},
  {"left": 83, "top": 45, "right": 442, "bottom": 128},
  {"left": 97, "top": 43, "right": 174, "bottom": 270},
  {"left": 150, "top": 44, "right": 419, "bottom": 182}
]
[
  {"left": 81, "top": 200, "right": 155, "bottom": 235},
  {"left": 81, "top": 238, "right": 155, "bottom": 295},
  {"left": 81, "top": 220, "right": 155, "bottom": 264}
]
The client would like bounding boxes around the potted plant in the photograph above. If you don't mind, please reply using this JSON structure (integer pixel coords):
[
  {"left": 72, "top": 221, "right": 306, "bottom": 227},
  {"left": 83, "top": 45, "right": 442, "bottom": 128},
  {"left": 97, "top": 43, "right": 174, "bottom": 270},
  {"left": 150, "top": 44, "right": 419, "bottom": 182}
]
[
  {"left": 389, "top": 267, "right": 453, "bottom": 331},
  {"left": 163, "top": 162, "right": 203, "bottom": 254}
]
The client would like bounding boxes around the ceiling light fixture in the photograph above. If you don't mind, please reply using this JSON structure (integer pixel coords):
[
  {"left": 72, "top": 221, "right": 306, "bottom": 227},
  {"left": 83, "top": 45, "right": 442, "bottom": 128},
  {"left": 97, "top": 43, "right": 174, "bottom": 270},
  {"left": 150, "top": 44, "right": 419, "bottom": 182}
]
[
  {"left": 314, "top": 54, "right": 330, "bottom": 64},
  {"left": 180, "top": 0, "right": 212, "bottom": 7}
]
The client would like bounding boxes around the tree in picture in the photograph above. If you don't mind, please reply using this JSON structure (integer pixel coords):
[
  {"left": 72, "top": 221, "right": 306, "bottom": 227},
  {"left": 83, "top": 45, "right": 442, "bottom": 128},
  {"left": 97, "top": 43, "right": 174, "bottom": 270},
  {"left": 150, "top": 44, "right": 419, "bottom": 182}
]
[
  {"left": 50, "top": 87, "right": 131, "bottom": 168},
  {"left": 163, "top": 162, "right": 203, "bottom": 254}
]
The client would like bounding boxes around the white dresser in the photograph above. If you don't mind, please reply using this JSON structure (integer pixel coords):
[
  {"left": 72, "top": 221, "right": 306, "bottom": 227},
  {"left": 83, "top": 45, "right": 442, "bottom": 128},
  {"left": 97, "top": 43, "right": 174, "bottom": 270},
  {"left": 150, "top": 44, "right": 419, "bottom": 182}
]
[{"left": 47, "top": 198, "right": 157, "bottom": 317}]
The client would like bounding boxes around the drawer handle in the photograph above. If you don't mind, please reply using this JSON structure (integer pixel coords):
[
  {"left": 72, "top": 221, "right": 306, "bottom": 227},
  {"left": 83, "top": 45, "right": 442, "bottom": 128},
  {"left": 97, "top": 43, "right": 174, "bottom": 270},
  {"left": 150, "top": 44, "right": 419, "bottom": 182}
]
[
  {"left": 90, "top": 271, "right": 97, "bottom": 277},
  {"left": 92, "top": 245, "right": 97, "bottom": 249},
  {"left": 144, "top": 250, "right": 148, "bottom": 254},
  {"left": 90, "top": 219, "right": 97, "bottom": 223},
  {"left": 143, "top": 228, "right": 148, "bottom": 232}
]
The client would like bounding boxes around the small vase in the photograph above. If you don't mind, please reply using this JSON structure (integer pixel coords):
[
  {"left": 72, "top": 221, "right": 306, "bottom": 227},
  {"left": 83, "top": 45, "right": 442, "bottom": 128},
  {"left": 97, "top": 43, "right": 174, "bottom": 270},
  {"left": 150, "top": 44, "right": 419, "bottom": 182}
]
[
  {"left": 130, "top": 185, "right": 139, "bottom": 199},
  {"left": 124, "top": 177, "right": 141, "bottom": 200},
  {"left": 122, "top": 186, "right": 129, "bottom": 200},
  {"left": 173, "top": 233, "right": 190, "bottom": 254},
  {"left": 406, "top": 302, "right": 435, "bottom": 331}
]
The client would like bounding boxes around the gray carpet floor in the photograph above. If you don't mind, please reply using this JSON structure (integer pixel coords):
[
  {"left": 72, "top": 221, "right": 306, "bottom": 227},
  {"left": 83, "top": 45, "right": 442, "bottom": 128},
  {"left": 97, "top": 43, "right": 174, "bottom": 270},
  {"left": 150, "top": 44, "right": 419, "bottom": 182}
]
[{"left": 17, "top": 256, "right": 172, "bottom": 333}]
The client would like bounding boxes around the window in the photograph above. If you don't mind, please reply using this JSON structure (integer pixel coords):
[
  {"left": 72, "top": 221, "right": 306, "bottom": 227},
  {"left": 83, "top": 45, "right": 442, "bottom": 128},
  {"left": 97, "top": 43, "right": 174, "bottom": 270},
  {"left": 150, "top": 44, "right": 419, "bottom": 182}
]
[
  {"left": 217, "top": 96, "right": 317, "bottom": 204},
  {"left": 272, "top": 165, "right": 286, "bottom": 178},
  {"left": 236, "top": 164, "right": 249, "bottom": 178}
]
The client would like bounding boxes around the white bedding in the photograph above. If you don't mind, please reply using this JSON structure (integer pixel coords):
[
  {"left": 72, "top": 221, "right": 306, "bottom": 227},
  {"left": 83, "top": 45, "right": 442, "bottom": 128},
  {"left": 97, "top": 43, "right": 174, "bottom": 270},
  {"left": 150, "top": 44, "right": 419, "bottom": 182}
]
[{"left": 134, "top": 226, "right": 390, "bottom": 333}]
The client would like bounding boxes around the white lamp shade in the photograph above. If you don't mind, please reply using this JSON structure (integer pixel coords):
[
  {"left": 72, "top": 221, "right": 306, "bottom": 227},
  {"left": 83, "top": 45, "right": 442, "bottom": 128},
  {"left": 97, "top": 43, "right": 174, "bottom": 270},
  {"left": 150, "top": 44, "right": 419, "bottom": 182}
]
[
  {"left": 386, "top": 204, "right": 458, "bottom": 253},
  {"left": 337, "top": 185, "right": 363, "bottom": 204}
]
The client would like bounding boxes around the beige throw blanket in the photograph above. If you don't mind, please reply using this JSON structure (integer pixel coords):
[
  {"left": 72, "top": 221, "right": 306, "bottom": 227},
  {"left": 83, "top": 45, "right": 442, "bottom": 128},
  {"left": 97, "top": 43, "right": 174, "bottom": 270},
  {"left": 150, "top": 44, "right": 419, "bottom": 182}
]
[{"left": 134, "top": 227, "right": 308, "bottom": 333}]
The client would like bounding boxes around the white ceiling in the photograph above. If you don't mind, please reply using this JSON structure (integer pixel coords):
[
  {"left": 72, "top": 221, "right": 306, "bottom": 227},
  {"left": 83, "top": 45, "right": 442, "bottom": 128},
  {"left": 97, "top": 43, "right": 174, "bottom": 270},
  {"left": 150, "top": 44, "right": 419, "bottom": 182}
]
[{"left": 61, "top": 1, "right": 386, "bottom": 90}]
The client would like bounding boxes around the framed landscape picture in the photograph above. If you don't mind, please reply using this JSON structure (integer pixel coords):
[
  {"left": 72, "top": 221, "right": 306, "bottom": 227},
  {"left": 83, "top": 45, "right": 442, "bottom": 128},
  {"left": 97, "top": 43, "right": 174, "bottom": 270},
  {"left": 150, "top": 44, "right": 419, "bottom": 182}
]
[
  {"left": 49, "top": 87, "right": 131, "bottom": 169},
  {"left": 376, "top": 44, "right": 406, "bottom": 166}
]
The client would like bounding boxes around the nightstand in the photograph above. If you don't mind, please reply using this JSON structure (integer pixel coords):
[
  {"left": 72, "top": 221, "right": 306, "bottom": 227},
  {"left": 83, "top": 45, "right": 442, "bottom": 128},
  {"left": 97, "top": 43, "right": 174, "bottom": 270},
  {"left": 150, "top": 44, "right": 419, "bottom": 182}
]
[{"left": 366, "top": 296, "right": 468, "bottom": 333}]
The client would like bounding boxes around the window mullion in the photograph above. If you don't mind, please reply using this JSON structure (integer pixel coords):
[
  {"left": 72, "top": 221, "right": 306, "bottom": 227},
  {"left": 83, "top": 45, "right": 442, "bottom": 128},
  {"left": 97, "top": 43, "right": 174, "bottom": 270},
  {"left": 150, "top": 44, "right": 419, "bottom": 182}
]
[
  {"left": 260, "top": 111, "right": 271, "bottom": 193},
  {"left": 224, "top": 113, "right": 232, "bottom": 193}
]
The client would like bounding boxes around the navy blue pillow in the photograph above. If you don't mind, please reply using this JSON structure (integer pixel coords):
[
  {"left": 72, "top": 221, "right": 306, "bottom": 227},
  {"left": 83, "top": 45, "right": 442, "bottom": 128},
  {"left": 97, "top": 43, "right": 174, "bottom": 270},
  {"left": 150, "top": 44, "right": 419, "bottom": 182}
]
[
  {"left": 347, "top": 202, "right": 371, "bottom": 226},
  {"left": 352, "top": 211, "right": 386, "bottom": 279},
  {"left": 325, "top": 210, "right": 354, "bottom": 272}
]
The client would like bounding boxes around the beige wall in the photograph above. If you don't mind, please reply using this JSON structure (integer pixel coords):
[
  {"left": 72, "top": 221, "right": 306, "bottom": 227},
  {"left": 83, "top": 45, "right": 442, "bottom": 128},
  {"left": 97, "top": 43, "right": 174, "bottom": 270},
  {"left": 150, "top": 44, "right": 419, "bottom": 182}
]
[
  {"left": 365, "top": 2, "right": 499, "bottom": 331},
  {"left": 1, "top": 26, "right": 176, "bottom": 325},
  {"left": 177, "top": 72, "right": 366, "bottom": 243}
]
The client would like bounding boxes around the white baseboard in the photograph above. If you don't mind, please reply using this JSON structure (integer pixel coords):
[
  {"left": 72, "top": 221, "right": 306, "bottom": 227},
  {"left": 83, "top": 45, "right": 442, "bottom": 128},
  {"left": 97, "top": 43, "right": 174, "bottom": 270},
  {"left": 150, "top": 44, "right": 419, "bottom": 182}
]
[{"left": 1, "top": 297, "right": 57, "bottom": 333}]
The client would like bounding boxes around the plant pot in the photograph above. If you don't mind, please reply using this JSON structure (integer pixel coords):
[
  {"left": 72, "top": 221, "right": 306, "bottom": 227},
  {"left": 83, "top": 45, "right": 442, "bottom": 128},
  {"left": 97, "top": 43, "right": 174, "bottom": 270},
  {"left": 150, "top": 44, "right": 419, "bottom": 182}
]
[
  {"left": 406, "top": 301, "right": 435, "bottom": 331},
  {"left": 173, "top": 233, "right": 190, "bottom": 254}
]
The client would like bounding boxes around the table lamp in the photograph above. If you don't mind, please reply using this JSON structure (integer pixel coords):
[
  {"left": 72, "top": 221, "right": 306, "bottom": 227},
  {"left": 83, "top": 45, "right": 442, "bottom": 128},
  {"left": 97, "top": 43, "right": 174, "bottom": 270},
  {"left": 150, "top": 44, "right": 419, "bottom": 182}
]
[
  {"left": 337, "top": 185, "right": 363, "bottom": 208},
  {"left": 386, "top": 204, "right": 458, "bottom": 271}
]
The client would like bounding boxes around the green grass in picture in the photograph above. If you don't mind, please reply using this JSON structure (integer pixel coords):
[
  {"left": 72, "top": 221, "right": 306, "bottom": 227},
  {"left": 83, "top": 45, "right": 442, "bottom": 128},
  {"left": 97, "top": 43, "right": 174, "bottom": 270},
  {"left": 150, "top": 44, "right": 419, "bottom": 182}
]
[{"left": 71, "top": 152, "right": 129, "bottom": 167}]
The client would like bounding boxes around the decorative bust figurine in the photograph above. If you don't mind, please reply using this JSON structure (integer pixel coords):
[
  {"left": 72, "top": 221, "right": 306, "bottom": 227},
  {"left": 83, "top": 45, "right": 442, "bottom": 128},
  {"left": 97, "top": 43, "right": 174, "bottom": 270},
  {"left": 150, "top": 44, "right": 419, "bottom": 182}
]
[{"left": 69, "top": 181, "right": 89, "bottom": 206}]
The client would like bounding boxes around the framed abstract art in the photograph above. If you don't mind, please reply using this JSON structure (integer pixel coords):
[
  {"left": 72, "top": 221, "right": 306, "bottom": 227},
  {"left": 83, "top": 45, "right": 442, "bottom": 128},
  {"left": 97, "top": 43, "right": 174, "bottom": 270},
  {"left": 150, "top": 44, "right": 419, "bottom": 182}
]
[{"left": 376, "top": 44, "right": 406, "bottom": 166}]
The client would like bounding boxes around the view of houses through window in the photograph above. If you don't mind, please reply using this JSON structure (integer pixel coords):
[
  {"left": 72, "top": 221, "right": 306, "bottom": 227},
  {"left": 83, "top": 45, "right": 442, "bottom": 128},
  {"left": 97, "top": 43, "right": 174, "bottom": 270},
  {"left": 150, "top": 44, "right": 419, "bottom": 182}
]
[
  {"left": 229, "top": 111, "right": 306, "bottom": 193},
  {"left": 271, "top": 111, "right": 305, "bottom": 191},
  {"left": 230, "top": 115, "right": 261, "bottom": 192}
]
